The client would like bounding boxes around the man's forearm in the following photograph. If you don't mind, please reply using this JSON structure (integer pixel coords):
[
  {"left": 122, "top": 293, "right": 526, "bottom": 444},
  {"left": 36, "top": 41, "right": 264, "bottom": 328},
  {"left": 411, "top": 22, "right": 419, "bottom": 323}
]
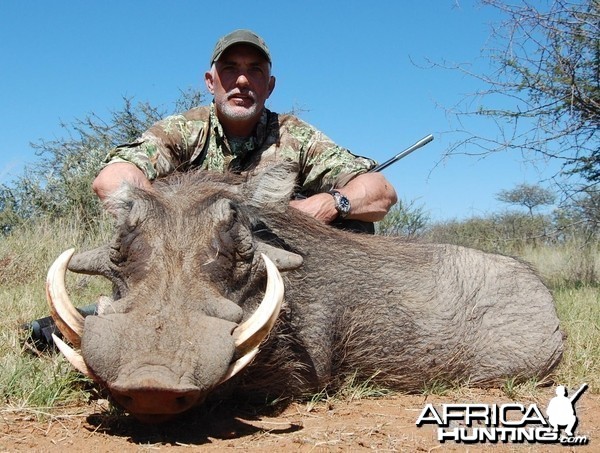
[
  {"left": 92, "top": 162, "right": 153, "bottom": 201},
  {"left": 336, "top": 172, "right": 397, "bottom": 222},
  {"left": 290, "top": 172, "right": 397, "bottom": 223}
]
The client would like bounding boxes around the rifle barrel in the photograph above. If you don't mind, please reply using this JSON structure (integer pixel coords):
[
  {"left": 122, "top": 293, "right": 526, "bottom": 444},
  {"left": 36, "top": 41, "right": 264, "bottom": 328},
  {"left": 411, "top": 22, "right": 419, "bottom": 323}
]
[{"left": 369, "top": 134, "right": 434, "bottom": 173}]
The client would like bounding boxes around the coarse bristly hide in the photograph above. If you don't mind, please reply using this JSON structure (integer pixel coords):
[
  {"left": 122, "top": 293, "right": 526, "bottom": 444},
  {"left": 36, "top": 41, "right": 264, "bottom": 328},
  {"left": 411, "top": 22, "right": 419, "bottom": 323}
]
[{"left": 46, "top": 163, "right": 564, "bottom": 423}]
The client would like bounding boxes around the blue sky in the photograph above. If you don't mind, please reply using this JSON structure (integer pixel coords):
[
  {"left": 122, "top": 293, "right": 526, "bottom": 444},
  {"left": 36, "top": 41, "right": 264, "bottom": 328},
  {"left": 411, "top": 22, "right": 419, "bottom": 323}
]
[{"left": 0, "top": 0, "right": 563, "bottom": 221}]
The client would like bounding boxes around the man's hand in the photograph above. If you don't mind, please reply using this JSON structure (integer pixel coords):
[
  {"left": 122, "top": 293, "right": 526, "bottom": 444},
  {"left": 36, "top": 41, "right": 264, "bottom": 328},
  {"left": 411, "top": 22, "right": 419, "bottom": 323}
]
[{"left": 289, "top": 193, "right": 338, "bottom": 223}]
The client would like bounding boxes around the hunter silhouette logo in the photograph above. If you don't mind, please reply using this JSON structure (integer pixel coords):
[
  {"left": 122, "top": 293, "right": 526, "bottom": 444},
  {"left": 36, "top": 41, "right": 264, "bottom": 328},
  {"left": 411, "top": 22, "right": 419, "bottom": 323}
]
[
  {"left": 546, "top": 383, "right": 588, "bottom": 438},
  {"left": 416, "top": 383, "right": 589, "bottom": 445}
]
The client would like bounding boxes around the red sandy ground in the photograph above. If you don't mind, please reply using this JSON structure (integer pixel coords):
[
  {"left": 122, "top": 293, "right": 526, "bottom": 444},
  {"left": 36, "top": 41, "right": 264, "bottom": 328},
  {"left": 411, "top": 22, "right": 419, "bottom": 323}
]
[{"left": 2, "top": 388, "right": 599, "bottom": 452}]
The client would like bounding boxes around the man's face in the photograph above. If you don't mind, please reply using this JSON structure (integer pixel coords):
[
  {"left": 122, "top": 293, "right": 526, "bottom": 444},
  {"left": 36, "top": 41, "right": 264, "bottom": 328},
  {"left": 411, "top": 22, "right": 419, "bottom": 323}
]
[{"left": 205, "top": 44, "right": 275, "bottom": 133}]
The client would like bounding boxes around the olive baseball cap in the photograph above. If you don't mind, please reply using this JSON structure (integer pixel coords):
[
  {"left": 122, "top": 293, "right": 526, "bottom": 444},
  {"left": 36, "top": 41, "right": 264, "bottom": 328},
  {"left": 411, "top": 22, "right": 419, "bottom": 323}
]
[{"left": 210, "top": 29, "right": 271, "bottom": 66}]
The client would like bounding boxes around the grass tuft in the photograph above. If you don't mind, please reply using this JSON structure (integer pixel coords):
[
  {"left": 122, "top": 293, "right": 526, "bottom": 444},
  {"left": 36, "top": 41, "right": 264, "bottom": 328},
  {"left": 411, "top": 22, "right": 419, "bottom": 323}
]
[{"left": 551, "top": 284, "right": 600, "bottom": 391}]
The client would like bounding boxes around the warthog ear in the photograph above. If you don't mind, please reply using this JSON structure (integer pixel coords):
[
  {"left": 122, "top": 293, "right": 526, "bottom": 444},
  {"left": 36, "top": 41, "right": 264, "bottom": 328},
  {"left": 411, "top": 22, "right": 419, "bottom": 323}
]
[
  {"left": 67, "top": 245, "right": 128, "bottom": 298},
  {"left": 255, "top": 242, "right": 303, "bottom": 272},
  {"left": 243, "top": 162, "right": 297, "bottom": 212}
]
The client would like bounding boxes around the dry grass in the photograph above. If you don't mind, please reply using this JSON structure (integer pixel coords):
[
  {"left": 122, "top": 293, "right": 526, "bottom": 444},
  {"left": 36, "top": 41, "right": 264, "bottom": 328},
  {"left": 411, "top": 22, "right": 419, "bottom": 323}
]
[
  {"left": 518, "top": 241, "right": 600, "bottom": 392},
  {"left": 0, "top": 216, "right": 112, "bottom": 410},
  {"left": 552, "top": 285, "right": 600, "bottom": 390},
  {"left": 522, "top": 241, "right": 600, "bottom": 288}
]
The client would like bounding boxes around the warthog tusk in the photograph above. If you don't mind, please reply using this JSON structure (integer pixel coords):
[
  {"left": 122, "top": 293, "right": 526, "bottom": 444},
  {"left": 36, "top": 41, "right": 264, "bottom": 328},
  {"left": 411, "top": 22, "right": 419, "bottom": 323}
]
[
  {"left": 46, "top": 248, "right": 85, "bottom": 347},
  {"left": 218, "top": 347, "right": 259, "bottom": 385},
  {"left": 232, "top": 253, "right": 284, "bottom": 356},
  {"left": 52, "top": 334, "right": 94, "bottom": 378},
  {"left": 220, "top": 255, "right": 283, "bottom": 384}
]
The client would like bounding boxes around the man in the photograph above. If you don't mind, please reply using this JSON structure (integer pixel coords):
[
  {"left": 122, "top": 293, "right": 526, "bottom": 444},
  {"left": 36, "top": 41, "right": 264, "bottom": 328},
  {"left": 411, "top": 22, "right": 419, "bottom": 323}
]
[
  {"left": 24, "top": 30, "right": 397, "bottom": 351},
  {"left": 93, "top": 29, "right": 397, "bottom": 226}
]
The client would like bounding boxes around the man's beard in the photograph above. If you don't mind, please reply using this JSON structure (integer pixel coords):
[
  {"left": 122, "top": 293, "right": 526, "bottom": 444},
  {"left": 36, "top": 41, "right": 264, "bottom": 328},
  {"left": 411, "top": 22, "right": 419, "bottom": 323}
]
[{"left": 217, "top": 91, "right": 261, "bottom": 123}]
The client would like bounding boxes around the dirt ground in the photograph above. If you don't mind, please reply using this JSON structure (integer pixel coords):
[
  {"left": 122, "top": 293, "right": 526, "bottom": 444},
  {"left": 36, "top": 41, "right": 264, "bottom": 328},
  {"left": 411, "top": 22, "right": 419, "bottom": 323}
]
[{"left": 1, "top": 388, "right": 598, "bottom": 452}]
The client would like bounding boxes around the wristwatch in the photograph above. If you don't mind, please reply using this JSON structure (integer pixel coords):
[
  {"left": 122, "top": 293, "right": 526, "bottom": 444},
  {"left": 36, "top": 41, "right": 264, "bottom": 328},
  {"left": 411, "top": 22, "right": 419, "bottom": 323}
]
[{"left": 328, "top": 190, "right": 351, "bottom": 219}]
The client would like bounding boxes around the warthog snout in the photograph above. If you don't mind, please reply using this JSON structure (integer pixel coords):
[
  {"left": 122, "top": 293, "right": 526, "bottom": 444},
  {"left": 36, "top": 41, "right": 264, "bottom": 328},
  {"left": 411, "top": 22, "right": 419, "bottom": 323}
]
[{"left": 110, "top": 371, "right": 205, "bottom": 422}]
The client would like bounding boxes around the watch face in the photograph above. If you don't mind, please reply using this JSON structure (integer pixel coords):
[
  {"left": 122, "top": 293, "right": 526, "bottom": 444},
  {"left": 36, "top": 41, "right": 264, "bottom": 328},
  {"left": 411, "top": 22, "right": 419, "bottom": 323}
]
[
  {"left": 338, "top": 195, "right": 351, "bottom": 214},
  {"left": 329, "top": 190, "right": 351, "bottom": 218},
  {"left": 333, "top": 192, "right": 350, "bottom": 217}
]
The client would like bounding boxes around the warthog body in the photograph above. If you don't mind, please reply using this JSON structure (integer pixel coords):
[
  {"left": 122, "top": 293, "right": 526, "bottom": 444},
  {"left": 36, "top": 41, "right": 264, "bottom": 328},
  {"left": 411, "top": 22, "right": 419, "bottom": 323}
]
[{"left": 52, "top": 165, "right": 563, "bottom": 422}]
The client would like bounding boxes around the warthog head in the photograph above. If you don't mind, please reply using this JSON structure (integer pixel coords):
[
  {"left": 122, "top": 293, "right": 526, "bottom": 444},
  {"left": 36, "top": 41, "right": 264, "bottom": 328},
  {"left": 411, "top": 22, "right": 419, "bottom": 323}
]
[{"left": 46, "top": 166, "right": 304, "bottom": 422}]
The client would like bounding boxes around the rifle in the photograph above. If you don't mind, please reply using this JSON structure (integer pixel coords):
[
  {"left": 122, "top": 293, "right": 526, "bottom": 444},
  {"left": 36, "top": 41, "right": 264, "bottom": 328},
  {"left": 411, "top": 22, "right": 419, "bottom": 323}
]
[
  {"left": 294, "top": 134, "right": 434, "bottom": 200},
  {"left": 368, "top": 134, "right": 434, "bottom": 173},
  {"left": 294, "top": 134, "right": 433, "bottom": 204},
  {"left": 293, "top": 134, "right": 434, "bottom": 235}
]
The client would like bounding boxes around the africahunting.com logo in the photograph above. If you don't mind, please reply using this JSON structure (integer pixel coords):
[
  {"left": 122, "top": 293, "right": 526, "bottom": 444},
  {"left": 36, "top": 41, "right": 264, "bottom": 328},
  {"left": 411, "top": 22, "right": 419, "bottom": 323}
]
[{"left": 416, "top": 384, "right": 589, "bottom": 446}]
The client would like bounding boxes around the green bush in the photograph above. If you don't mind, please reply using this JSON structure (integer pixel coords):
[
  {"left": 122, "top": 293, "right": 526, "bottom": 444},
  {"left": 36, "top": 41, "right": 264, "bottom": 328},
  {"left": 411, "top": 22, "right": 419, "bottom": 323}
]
[
  {"left": 425, "top": 211, "right": 555, "bottom": 255},
  {"left": 0, "top": 90, "right": 202, "bottom": 234},
  {"left": 376, "top": 199, "right": 429, "bottom": 238}
]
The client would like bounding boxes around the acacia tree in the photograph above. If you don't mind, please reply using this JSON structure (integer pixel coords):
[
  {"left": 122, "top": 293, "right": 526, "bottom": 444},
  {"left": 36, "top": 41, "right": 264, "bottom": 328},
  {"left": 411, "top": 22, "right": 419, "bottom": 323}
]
[
  {"left": 496, "top": 183, "right": 556, "bottom": 216},
  {"left": 554, "top": 188, "right": 600, "bottom": 238},
  {"left": 447, "top": 0, "right": 599, "bottom": 188}
]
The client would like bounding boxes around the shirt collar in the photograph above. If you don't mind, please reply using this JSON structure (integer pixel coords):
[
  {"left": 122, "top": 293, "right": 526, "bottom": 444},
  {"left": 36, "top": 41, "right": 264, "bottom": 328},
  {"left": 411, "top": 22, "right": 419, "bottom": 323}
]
[{"left": 209, "top": 102, "right": 270, "bottom": 157}]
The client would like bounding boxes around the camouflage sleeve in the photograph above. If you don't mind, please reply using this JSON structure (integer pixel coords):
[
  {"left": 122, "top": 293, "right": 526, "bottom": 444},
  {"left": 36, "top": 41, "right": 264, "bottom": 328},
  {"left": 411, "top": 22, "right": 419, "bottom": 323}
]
[
  {"left": 102, "top": 113, "right": 207, "bottom": 180},
  {"left": 298, "top": 125, "right": 377, "bottom": 193}
]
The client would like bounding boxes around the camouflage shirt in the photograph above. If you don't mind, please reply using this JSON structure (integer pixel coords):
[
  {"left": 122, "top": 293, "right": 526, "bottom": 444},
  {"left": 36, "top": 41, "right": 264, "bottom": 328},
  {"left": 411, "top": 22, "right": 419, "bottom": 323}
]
[{"left": 104, "top": 103, "right": 376, "bottom": 195}]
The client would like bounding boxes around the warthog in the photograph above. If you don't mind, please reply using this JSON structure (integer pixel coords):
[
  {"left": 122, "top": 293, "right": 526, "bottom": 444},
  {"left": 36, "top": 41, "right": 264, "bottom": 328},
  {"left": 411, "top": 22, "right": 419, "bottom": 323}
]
[{"left": 47, "top": 164, "right": 563, "bottom": 423}]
